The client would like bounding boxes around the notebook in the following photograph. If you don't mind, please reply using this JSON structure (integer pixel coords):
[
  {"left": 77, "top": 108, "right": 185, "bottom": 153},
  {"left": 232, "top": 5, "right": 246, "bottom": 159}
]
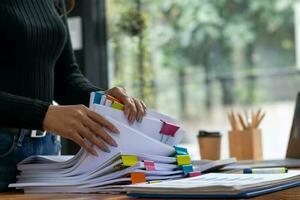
[{"left": 125, "top": 170, "right": 300, "bottom": 199}]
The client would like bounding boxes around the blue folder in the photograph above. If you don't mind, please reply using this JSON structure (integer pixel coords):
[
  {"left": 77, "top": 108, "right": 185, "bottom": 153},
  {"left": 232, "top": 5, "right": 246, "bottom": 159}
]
[{"left": 128, "top": 180, "right": 300, "bottom": 199}]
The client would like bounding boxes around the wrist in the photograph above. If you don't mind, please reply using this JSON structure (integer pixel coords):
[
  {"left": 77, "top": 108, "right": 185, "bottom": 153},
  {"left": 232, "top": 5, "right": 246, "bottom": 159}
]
[{"left": 43, "top": 105, "right": 56, "bottom": 131}]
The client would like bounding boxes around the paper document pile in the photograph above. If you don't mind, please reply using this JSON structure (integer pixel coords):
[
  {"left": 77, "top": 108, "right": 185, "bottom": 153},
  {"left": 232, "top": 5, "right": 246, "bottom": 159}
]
[{"left": 9, "top": 91, "right": 199, "bottom": 193}]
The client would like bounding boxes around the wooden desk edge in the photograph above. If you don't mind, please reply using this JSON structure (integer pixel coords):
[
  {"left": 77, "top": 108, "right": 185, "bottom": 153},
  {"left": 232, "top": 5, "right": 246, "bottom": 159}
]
[{"left": 1, "top": 186, "right": 300, "bottom": 200}]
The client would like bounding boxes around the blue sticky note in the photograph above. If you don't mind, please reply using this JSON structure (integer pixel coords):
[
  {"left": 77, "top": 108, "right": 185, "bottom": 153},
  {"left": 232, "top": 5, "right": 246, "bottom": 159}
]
[
  {"left": 174, "top": 146, "right": 188, "bottom": 155},
  {"left": 93, "top": 91, "right": 104, "bottom": 104},
  {"left": 182, "top": 164, "right": 193, "bottom": 175}
]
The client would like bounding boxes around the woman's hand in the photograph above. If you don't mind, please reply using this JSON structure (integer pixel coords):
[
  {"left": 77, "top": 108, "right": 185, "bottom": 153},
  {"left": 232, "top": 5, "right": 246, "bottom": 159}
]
[
  {"left": 43, "top": 105, "right": 119, "bottom": 156},
  {"left": 105, "top": 87, "right": 147, "bottom": 123}
]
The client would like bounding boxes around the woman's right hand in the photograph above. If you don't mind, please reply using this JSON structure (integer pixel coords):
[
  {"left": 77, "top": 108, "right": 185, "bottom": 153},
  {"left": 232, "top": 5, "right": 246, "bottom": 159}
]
[{"left": 43, "top": 105, "right": 119, "bottom": 156}]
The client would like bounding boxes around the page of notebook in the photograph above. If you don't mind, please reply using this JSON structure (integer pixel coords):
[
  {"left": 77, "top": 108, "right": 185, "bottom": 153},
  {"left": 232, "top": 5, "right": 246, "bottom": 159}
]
[
  {"left": 17, "top": 149, "right": 85, "bottom": 170},
  {"left": 16, "top": 152, "right": 178, "bottom": 181},
  {"left": 93, "top": 104, "right": 184, "bottom": 146},
  {"left": 22, "top": 178, "right": 130, "bottom": 193},
  {"left": 66, "top": 116, "right": 175, "bottom": 176},
  {"left": 12, "top": 163, "right": 142, "bottom": 188},
  {"left": 16, "top": 159, "right": 123, "bottom": 182},
  {"left": 17, "top": 159, "right": 179, "bottom": 183}
]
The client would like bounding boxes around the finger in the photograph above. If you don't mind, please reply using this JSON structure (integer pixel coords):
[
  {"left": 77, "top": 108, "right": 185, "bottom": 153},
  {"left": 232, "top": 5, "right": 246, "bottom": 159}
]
[
  {"left": 71, "top": 133, "right": 98, "bottom": 156},
  {"left": 120, "top": 95, "right": 132, "bottom": 118},
  {"left": 83, "top": 116, "right": 118, "bottom": 147},
  {"left": 140, "top": 100, "right": 147, "bottom": 110},
  {"left": 125, "top": 99, "right": 137, "bottom": 123},
  {"left": 119, "top": 94, "right": 131, "bottom": 104},
  {"left": 123, "top": 100, "right": 131, "bottom": 119},
  {"left": 108, "top": 88, "right": 137, "bottom": 121},
  {"left": 133, "top": 98, "right": 145, "bottom": 121},
  {"left": 87, "top": 110, "right": 119, "bottom": 133},
  {"left": 77, "top": 124, "right": 111, "bottom": 153}
]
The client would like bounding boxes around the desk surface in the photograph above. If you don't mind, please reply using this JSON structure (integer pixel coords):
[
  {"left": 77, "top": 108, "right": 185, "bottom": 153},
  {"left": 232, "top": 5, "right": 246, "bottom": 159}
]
[{"left": 1, "top": 187, "right": 300, "bottom": 200}]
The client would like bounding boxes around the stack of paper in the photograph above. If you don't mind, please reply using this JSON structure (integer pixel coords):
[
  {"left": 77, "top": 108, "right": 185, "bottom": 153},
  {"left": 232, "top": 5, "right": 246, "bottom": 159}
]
[
  {"left": 9, "top": 91, "right": 200, "bottom": 193},
  {"left": 125, "top": 170, "right": 300, "bottom": 198}
]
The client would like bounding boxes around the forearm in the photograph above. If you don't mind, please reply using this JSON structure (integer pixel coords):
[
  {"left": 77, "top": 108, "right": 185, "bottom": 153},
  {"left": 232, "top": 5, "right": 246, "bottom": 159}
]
[{"left": 54, "top": 65, "right": 104, "bottom": 106}]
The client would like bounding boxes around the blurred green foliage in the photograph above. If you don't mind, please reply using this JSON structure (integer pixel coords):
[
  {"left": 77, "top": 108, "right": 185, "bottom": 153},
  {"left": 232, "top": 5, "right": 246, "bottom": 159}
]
[{"left": 107, "top": 0, "right": 295, "bottom": 116}]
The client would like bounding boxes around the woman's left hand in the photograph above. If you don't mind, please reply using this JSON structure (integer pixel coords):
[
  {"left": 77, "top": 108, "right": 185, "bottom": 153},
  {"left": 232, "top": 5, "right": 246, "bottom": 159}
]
[{"left": 105, "top": 87, "right": 147, "bottom": 123}]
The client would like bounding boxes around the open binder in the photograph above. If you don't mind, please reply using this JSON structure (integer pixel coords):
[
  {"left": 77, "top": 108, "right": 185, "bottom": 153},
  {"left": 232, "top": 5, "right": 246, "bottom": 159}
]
[{"left": 125, "top": 170, "right": 300, "bottom": 199}]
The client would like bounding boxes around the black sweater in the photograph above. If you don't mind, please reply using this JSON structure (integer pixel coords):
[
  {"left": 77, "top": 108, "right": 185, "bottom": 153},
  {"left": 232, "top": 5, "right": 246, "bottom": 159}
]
[{"left": 0, "top": 0, "right": 101, "bottom": 130}]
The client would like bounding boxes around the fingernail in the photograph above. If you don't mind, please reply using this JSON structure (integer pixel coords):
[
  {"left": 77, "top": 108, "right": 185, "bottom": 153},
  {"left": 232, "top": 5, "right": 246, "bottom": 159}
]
[
  {"left": 113, "top": 127, "right": 120, "bottom": 133},
  {"left": 110, "top": 140, "right": 118, "bottom": 147},
  {"left": 103, "top": 146, "right": 111, "bottom": 153},
  {"left": 92, "top": 149, "right": 98, "bottom": 157},
  {"left": 128, "top": 117, "right": 132, "bottom": 124}
]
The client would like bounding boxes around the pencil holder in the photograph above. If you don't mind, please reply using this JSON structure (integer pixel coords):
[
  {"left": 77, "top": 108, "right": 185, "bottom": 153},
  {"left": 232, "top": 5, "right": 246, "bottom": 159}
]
[{"left": 229, "top": 129, "right": 263, "bottom": 160}]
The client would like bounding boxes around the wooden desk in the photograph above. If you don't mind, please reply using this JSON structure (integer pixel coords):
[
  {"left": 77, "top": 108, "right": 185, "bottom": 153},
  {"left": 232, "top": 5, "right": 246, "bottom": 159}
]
[{"left": 1, "top": 187, "right": 300, "bottom": 200}]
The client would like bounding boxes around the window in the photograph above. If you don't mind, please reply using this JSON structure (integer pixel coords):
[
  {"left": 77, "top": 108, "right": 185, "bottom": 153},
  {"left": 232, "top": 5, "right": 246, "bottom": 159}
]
[{"left": 107, "top": 0, "right": 296, "bottom": 159}]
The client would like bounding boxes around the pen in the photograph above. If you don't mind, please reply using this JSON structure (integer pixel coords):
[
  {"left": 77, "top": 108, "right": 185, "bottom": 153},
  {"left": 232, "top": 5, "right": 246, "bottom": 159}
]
[{"left": 243, "top": 167, "right": 288, "bottom": 174}]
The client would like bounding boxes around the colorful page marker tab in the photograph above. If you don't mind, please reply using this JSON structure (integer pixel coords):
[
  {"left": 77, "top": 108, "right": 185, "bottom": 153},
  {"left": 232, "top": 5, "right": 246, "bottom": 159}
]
[
  {"left": 112, "top": 101, "right": 125, "bottom": 110},
  {"left": 160, "top": 121, "right": 180, "bottom": 137},
  {"left": 188, "top": 171, "right": 201, "bottom": 177},
  {"left": 131, "top": 172, "right": 146, "bottom": 184},
  {"left": 182, "top": 164, "right": 193, "bottom": 175},
  {"left": 144, "top": 160, "right": 156, "bottom": 171},
  {"left": 93, "top": 91, "right": 104, "bottom": 104},
  {"left": 176, "top": 155, "right": 191, "bottom": 166},
  {"left": 121, "top": 155, "right": 138, "bottom": 167},
  {"left": 106, "top": 95, "right": 122, "bottom": 103},
  {"left": 174, "top": 146, "right": 188, "bottom": 155},
  {"left": 148, "top": 180, "right": 161, "bottom": 184}
]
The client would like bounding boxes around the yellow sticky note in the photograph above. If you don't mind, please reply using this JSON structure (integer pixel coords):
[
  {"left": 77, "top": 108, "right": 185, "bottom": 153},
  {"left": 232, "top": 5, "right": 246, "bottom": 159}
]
[
  {"left": 121, "top": 155, "right": 138, "bottom": 167},
  {"left": 176, "top": 155, "right": 191, "bottom": 166},
  {"left": 112, "top": 101, "right": 125, "bottom": 110}
]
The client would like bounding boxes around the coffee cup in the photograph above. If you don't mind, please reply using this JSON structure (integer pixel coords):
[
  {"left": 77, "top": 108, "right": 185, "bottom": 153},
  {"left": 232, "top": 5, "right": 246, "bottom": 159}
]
[{"left": 197, "top": 131, "right": 221, "bottom": 160}]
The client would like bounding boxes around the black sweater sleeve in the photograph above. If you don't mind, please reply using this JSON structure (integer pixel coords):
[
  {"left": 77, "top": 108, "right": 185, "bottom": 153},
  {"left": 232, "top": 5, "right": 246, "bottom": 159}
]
[
  {"left": 54, "top": 14, "right": 103, "bottom": 106},
  {"left": 0, "top": 92, "right": 50, "bottom": 130}
]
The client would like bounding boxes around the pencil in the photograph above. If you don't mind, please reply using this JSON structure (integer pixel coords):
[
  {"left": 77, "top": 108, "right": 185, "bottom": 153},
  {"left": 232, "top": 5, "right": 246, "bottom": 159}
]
[
  {"left": 256, "top": 112, "right": 265, "bottom": 128},
  {"left": 254, "top": 108, "right": 262, "bottom": 126},
  {"left": 238, "top": 113, "right": 247, "bottom": 130}
]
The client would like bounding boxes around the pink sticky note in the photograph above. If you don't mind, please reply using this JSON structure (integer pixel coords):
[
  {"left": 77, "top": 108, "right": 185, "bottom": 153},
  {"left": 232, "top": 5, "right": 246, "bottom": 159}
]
[
  {"left": 144, "top": 160, "right": 156, "bottom": 171},
  {"left": 160, "top": 120, "right": 180, "bottom": 137},
  {"left": 188, "top": 171, "right": 201, "bottom": 177}
]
